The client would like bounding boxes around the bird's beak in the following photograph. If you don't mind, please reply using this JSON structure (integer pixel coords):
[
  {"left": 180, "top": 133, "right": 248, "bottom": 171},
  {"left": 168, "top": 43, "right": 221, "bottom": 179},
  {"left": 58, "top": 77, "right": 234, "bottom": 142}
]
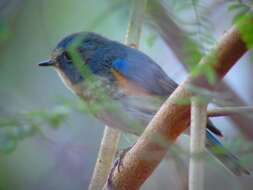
[{"left": 38, "top": 60, "right": 55, "bottom": 67}]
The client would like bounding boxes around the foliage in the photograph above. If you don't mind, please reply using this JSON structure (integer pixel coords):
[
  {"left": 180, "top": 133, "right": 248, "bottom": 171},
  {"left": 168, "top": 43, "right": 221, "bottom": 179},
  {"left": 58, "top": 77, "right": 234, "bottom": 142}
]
[
  {"left": 0, "top": 22, "right": 10, "bottom": 43},
  {"left": 229, "top": 1, "right": 252, "bottom": 23},
  {"left": 228, "top": 1, "right": 253, "bottom": 59},
  {"left": 160, "top": 0, "right": 218, "bottom": 84},
  {"left": 0, "top": 106, "right": 69, "bottom": 153}
]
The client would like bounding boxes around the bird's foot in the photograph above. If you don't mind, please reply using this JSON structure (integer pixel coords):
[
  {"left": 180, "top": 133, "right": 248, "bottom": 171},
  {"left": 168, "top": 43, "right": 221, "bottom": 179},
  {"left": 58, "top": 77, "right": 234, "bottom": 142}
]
[
  {"left": 116, "top": 146, "right": 132, "bottom": 172},
  {"left": 107, "top": 146, "right": 132, "bottom": 189}
]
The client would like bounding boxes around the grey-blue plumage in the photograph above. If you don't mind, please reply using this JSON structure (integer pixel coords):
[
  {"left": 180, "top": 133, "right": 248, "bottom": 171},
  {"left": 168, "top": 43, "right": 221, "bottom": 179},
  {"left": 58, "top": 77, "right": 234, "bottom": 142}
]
[{"left": 39, "top": 32, "right": 250, "bottom": 175}]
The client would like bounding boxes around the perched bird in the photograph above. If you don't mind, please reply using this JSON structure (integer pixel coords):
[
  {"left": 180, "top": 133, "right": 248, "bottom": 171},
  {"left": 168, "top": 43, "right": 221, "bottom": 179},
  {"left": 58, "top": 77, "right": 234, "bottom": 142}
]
[{"left": 39, "top": 32, "right": 249, "bottom": 175}]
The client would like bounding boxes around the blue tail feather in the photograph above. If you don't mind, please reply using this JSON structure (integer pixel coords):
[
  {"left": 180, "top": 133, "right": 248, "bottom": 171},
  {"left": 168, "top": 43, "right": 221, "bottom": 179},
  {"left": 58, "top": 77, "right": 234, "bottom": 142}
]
[{"left": 206, "top": 130, "right": 250, "bottom": 175}]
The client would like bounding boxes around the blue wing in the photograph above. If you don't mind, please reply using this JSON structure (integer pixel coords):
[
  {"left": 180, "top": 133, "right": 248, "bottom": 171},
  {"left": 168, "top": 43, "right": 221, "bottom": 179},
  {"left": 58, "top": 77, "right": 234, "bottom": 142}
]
[
  {"left": 112, "top": 47, "right": 178, "bottom": 96},
  {"left": 111, "top": 46, "right": 223, "bottom": 136}
]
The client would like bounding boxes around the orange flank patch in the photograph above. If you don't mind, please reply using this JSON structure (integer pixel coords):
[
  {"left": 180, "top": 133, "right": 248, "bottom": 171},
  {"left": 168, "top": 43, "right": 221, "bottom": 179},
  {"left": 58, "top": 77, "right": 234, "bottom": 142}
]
[{"left": 111, "top": 69, "right": 152, "bottom": 96}]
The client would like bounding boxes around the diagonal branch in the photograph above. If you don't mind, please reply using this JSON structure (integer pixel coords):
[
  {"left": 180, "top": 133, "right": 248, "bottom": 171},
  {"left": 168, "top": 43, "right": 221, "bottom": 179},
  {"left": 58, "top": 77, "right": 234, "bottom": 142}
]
[
  {"left": 148, "top": 0, "right": 253, "bottom": 139},
  {"left": 107, "top": 25, "right": 248, "bottom": 190}
]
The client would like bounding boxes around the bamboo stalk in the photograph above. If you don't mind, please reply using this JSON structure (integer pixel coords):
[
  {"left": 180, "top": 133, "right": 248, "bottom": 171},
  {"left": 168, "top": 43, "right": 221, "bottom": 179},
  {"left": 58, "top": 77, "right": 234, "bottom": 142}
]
[
  {"left": 89, "top": 0, "right": 147, "bottom": 189},
  {"left": 189, "top": 98, "right": 207, "bottom": 190}
]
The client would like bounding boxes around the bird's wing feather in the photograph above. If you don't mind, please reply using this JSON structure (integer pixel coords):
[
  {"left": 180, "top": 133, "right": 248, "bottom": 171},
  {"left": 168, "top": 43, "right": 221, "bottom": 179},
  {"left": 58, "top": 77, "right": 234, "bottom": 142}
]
[
  {"left": 111, "top": 46, "right": 223, "bottom": 137},
  {"left": 111, "top": 47, "right": 178, "bottom": 96}
]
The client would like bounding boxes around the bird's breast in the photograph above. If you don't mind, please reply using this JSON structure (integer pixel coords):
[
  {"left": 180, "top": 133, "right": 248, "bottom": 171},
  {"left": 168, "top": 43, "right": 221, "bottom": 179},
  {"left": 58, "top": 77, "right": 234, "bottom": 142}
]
[{"left": 55, "top": 68, "right": 87, "bottom": 97}]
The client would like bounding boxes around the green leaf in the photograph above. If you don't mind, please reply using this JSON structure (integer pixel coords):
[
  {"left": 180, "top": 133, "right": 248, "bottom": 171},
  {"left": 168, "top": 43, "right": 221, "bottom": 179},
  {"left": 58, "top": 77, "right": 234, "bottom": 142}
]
[
  {"left": 146, "top": 33, "right": 157, "bottom": 48},
  {"left": 233, "top": 7, "right": 251, "bottom": 23},
  {"left": 47, "top": 107, "right": 69, "bottom": 128},
  {"left": 0, "top": 22, "right": 11, "bottom": 43},
  {"left": 191, "top": 0, "right": 200, "bottom": 6},
  {"left": 0, "top": 128, "right": 17, "bottom": 153},
  {"left": 191, "top": 50, "right": 218, "bottom": 85},
  {"left": 235, "top": 13, "right": 253, "bottom": 49},
  {"left": 228, "top": 3, "right": 246, "bottom": 11},
  {"left": 0, "top": 138, "right": 17, "bottom": 154},
  {"left": 173, "top": 1, "right": 192, "bottom": 12},
  {"left": 0, "top": 118, "right": 19, "bottom": 128}
]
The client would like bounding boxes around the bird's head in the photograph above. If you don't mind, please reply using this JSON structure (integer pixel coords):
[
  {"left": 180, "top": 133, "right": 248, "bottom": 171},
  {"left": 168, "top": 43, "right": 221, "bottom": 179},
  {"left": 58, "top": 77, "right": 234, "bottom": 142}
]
[{"left": 39, "top": 32, "right": 110, "bottom": 87}]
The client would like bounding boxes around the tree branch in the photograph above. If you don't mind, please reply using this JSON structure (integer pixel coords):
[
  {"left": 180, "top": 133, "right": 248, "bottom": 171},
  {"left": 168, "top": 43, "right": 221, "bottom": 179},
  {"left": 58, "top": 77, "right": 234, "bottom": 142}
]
[
  {"left": 107, "top": 25, "right": 248, "bottom": 190},
  {"left": 148, "top": 0, "right": 253, "bottom": 139}
]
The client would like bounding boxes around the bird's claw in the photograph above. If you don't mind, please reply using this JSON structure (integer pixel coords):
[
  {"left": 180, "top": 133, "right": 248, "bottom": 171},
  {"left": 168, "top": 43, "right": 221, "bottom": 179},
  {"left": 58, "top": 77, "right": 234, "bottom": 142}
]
[
  {"left": 107, "top": 146, "right": 132, "bottom": 189},
  {"left": 117, "top": 147, "right": 131, "bottom": 172}
]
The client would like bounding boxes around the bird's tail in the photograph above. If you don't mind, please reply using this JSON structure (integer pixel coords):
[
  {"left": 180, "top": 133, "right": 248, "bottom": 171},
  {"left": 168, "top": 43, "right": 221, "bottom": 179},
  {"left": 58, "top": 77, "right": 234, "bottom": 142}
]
[{"left": 206, "top": 130, "right": 250, "bottom": 176}]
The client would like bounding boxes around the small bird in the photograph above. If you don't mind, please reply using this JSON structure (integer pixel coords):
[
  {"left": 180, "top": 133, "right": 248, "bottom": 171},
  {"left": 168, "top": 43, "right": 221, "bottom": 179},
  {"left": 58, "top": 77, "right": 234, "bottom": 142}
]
[{"left": 39, "top": 32, "right": 249, "bottom": 175}]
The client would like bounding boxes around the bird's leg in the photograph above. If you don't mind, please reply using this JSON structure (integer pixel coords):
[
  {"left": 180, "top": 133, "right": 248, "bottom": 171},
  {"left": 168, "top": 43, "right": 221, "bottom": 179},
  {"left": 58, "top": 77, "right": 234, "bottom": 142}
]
[
  {"left": 116, "top": 146, "right": 132, "bottom": 172},
  {"left": 107, "top": 145, "right": 134, "bottom": 188}
]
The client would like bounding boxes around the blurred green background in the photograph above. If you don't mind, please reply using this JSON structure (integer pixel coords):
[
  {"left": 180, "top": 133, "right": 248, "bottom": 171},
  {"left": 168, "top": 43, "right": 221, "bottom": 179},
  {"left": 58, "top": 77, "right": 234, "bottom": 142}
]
[{"left": 0, "top": 0, "right": 253, "bottom": 190}]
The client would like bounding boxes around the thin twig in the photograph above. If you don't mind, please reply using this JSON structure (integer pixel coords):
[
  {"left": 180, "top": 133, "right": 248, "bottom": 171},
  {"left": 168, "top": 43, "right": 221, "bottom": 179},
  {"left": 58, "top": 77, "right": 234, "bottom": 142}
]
[
  {"left": 88, "top": 127, "right": 121, "bottom": 190},
  {"left": 215, "top": 82, "right": 253, "bottom": 138},
  {"left": 125, "top": 0, "right": 147, "bottom": 47},
  {"left": 189, "top": 98, "right": 207, "bottom": 190},
  {"left": 89, "top": 0, "right": 147, "bottom": 189},
  {"left": 208, "top": 106, "right": 253, "bottom": 117},
  {"left": 108, "top": 25, "right": 248, "bottom": 190}
]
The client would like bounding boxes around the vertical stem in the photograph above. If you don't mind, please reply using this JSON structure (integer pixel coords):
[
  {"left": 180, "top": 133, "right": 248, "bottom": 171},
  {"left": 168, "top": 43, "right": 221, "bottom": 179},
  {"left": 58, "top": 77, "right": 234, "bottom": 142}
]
[
  {"left": 88, "top": 127, "right": 121, "bottom": 190},
  {"left": 89, "top": 0, "right": 147, "bottom": 189},
  {"left": 189, "top": 97, "right": 207, "bottom": 190},
  {"left": 125, "top": 0, "right": 147, "bottom": 47}
]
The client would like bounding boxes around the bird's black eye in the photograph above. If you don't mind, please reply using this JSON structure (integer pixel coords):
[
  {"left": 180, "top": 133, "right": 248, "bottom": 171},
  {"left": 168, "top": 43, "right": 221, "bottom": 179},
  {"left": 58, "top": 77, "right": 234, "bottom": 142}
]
[{"left": 62, "top": 52, "right": 72, "bottom": 62}]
